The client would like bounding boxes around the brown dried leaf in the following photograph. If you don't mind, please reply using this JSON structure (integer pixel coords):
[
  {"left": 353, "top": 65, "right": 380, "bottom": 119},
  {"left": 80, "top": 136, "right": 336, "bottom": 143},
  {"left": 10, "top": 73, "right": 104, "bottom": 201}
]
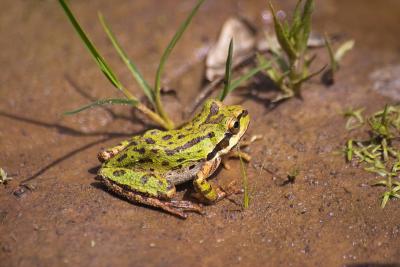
[{"left": 206, "top": 17, "right": 256, "bottom": 81}]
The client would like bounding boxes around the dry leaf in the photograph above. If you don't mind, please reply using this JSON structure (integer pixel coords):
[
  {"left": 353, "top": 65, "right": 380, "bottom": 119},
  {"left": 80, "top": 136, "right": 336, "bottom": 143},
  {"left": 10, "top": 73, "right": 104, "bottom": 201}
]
[{"left": 206, "top": 17, "right": 256, "bottom": 81}]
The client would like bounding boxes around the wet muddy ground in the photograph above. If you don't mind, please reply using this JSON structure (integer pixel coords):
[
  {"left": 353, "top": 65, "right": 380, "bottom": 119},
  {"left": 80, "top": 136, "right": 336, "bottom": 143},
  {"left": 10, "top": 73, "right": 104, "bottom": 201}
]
[{"left": 1, "top": 0, "right": 400, "bottom": 266}]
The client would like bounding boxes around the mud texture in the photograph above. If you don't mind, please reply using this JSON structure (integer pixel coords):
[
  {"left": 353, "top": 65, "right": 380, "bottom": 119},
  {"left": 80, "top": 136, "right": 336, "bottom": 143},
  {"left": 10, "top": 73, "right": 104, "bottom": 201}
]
[{"left": 1, "top": 1, "right": 400, "bottom": 266}]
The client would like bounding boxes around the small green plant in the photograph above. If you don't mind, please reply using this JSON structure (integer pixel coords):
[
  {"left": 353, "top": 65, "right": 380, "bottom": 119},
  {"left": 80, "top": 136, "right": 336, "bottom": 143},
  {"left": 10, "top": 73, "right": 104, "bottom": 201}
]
[
  {"left": 59, "top": 0, "right": 206, "bottom": 130},
  {"left": 287, "top": 168, "right": 299, "bottom": 184},
  {"left": 257, "top": 0, "right": 324, "bottom": 101},
  {"left": 343, "top": 107, "right": 365, "bottom": 130},
  {"left": 258, "top": 0, "right": 354, "bottom": 102},
  {"left": 344, "top": 105, "right": 400, "bottom": 208},
  {"left": 0, "top": 168, "right": 12, "bottom": 185}
]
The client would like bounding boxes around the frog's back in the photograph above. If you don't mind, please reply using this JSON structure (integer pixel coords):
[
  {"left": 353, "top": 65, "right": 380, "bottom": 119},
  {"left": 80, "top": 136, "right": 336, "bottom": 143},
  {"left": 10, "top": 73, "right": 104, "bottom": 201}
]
[{"left": 107, "top": 121, "right": 221, "bottom": 174}]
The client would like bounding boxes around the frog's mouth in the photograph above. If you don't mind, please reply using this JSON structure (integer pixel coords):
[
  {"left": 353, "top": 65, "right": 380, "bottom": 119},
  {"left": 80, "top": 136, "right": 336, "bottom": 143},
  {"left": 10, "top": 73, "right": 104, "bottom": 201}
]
[{"left": 206, "top": 109, "right": 249, "bottom": 160}]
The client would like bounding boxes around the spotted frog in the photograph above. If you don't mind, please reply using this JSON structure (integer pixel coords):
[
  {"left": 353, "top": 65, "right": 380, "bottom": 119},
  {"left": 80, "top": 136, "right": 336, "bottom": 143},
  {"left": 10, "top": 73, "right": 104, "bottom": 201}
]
[{"left": 97, "top": 99, "right": 250, "bottom": 218}]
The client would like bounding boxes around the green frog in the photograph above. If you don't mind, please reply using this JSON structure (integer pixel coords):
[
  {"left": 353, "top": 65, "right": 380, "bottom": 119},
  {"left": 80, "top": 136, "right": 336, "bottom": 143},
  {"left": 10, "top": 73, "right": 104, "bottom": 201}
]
[{"left": 97, "top": 99, "right": 250, "bottom": 218}]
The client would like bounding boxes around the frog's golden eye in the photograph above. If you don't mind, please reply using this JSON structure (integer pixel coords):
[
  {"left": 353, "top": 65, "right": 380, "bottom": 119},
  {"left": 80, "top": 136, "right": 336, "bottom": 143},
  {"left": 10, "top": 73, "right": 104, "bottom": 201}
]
[{"left": 228, "top": 119, "right": 240, "bottom": 134}]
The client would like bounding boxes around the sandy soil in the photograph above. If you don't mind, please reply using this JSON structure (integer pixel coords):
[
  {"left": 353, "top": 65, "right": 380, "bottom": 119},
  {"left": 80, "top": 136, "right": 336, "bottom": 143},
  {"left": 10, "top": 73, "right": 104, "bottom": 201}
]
[{"left": 1, "top": 0, "right": 400, "bottom": 266}]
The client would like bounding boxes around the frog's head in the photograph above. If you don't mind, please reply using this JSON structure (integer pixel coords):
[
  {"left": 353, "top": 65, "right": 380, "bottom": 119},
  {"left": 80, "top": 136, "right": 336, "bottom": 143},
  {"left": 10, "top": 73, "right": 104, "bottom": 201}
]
[{"left": 199, "top": 99, "right": 250, "bottom": 158}]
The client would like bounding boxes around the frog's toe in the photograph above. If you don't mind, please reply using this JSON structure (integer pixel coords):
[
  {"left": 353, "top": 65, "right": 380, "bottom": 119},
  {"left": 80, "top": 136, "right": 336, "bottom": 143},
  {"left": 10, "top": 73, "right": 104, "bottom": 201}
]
[
  {"left": 222, "top": 180, "right": 243, "bottom": 196},
  {"left": 190, "top": 187, "right": 226, "bottom": 204},
  {"left": 221, "top": 160, "right": 232, "bottom": 170}
]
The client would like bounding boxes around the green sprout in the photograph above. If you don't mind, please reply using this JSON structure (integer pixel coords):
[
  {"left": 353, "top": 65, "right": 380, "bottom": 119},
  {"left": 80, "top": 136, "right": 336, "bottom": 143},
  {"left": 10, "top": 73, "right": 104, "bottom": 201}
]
[
  {"left": 343, "top": 105, "right": 400, "bottom": 208},
  {"left": 343, "top": 107, "right": 365, "bottom": 130},
  {"left": 59, "top": 0, "right": 206, "bottom": 130},
  {"left": 322, "top": 36, "right": 354, "bottom": 85},
  {"left": 287, "top": 168, "right": 299, "bottom": 184},
  {"left": 257, "top": 0, "right": 326, "bottom": 102},
  {"left": 0, "top": 168, "right": 12, "bottom": 185}
]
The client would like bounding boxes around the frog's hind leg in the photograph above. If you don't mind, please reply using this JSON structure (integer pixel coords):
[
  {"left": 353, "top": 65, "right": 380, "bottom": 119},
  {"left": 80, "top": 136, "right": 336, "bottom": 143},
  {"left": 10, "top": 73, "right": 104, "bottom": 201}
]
[
  {"left": 103, "top": 179, "right": 202, "bottom": 218},
  {"left": 98, "top": 167, "right": 202, "bottom": 218}
]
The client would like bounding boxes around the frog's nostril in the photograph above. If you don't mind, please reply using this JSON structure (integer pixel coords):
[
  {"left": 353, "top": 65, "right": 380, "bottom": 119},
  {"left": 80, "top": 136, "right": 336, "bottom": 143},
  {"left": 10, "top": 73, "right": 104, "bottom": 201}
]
[{"left": 241, "top": 110, "right": 248, "bottom": 117}]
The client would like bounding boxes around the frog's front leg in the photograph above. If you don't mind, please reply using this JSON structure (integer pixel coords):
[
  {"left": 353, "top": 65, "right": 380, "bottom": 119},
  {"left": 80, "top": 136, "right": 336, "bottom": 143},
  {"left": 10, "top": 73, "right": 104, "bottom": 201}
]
[
  {"left": 221, "top": 135, "right": 261, "bottom": 169},
  {"left": 98, "top": 140, "right": 130, "bottom": 162},
  {"left": 193, "top": 159, "right": 228, "bottom": 203}
]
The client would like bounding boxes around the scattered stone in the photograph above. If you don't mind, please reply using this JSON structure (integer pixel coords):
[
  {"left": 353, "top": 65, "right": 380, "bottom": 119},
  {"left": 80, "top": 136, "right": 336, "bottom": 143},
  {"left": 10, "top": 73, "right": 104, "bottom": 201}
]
[
  {"left": 13, "top": 186, "right": 28, "bottom": 198},
  {"left": 370, "top": 64, "right": 400, "bottom": 101}
]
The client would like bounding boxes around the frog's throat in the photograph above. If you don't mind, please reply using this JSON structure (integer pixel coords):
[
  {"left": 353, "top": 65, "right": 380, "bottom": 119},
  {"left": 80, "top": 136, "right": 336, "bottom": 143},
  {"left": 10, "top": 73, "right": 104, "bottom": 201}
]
[{"left": 206, "top": 109, "right": 249, "bottom": 160}]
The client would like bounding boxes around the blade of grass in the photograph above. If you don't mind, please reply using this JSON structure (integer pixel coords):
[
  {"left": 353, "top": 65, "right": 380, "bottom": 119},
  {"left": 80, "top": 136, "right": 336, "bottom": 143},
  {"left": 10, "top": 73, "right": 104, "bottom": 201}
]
[
  {"left": 238, "top": 146, "right": 249, "bottom": 209},
  {"left": 154, "top": 0, "right": 205, "bottom": 95},
  {"left": 223, "top": 60, "right": 272, "bottom": 98},
  {"left": 324, "top": 34, "right": 336, "bottom": 72},
  {"left": 218, "top": 39, "right": 233, "bottom": 101},
  {"left": 381, "top": 192, "right": 390, "bottom": 208},
  {"left": 290, "top": 0, "right": 304, "bottom": 39},
  {"left": 58, "top": 0, "right": 123, "bottom": 91},
  {"left": 98, "top": 13, "right": 155, "bottom": 106},
  {"left": 153, "top": 0, "right": 206, "bottom": 128},
  {"left": 64, "top": 98, "right": 138, "bottom": 115},
  {"left": 293, "top": 64, "right": 326, "bottom": 85},
  {"left": 298, "top": 0, "right": 314, "bottom": 52}
]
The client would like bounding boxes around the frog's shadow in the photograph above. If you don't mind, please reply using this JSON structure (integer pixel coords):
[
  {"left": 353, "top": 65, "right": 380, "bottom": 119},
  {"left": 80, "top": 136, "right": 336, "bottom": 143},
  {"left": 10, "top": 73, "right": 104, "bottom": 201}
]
[{"left": 4, "top": 76, "right": 159, "bottom": 186}]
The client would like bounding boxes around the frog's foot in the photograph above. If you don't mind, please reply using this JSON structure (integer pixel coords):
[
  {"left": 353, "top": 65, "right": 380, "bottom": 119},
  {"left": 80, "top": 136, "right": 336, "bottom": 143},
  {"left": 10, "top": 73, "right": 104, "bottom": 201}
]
[
  {"left": 220, "top": 180, "right": 243, "bottom": 196},
  {"left": 98, "top": 140, "right": 130, "bottom": 163},
  {"left": 191, "top": 185, "right": 227, "bottom": 204},
  {"left": 192, "top": 180, "right": 242, "bottom": 204}
]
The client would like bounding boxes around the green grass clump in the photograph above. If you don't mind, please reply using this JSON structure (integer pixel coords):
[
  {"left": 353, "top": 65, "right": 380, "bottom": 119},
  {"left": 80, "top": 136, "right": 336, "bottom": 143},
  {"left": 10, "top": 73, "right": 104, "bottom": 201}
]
[
  {"left": 258, "top": 0, "right": 321, "bottom": 102},
  {"left": 344, "top": 105, "right": 400, "bottom": 208},
  {"left": 59, "top": 0, "right": 206, "bottom": 130},
  {"left": 258, "top": 0, "right": 353, "bottom": 102},
  {"left": 59, "top": 0, "right": 266, "bottom": 128}
]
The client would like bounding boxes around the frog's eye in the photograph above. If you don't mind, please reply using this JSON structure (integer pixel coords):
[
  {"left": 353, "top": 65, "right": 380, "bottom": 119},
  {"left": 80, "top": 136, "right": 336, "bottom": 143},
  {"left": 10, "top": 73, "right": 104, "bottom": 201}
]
[{"left": 228, "top": 119, "right": 240, "bottom": 134}]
